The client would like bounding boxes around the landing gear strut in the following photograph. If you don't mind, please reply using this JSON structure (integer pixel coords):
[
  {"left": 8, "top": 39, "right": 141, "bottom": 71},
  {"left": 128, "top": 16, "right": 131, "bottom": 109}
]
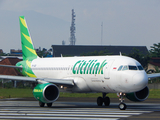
[
  {"left": 97, "top": 93, "right": 110, "bottom": 106},
  {"left": 47, "top": 103, "right": 52, "bottom": 107},
  {"left": 39, "top": 101, "right": 45, "bottom": 107},
  {"left": 39, "top": 101, "right": 53, "bottom": 107},
  {"left": 118, "top": 92, "right": 127, "bottom": 110}
]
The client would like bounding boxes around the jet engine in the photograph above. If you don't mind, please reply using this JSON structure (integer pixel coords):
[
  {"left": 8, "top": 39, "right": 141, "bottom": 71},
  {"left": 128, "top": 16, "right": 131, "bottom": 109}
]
[
  {"left": 33, "top": 83, "right": 59, "bottom": 103},
  {"left": 126, "top": 86, "right": 149, "bottom": 102}
]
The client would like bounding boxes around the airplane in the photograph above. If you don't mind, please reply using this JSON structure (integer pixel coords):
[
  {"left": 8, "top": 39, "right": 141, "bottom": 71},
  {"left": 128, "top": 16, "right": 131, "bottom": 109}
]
[{"left": 0, "top": 16, "right": 159, "bottom": 110}]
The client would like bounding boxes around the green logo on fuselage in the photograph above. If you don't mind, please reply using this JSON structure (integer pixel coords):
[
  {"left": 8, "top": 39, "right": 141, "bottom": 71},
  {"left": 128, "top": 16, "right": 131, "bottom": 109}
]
[{"left": 72, "top": 60, "right": 107, "bottom": 74}]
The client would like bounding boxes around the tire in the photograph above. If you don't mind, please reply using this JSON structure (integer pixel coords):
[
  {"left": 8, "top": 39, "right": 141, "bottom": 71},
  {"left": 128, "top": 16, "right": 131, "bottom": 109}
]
[
  {"left": 97, "top": 97, "right": 103, "bottom": 106},
  {"left": 104, "top": 97, "right": 110, "bottom": 106},
  {"left": 47, "top": 103, "right": 52, "bottom": 107},
  {"left": 118, "top": 102, "right": 127, "bottom": 110},
  {"left": 39, "top": 101, "right": 45, "bottom": 107}
]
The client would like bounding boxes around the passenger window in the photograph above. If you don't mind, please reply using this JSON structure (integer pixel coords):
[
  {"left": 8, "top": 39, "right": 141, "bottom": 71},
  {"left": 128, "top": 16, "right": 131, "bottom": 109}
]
[
  {"left": 122, "top": 65, "right": 128, "bottom": 70},
  {"left": 138, "top": 66, "right": 144, "bottom": 70},
  {"left": 129, "top": 65, "right": 138, "bottom": 70},
  {"left": 118, "top": 65, "right": 123, "bottom": 71}
]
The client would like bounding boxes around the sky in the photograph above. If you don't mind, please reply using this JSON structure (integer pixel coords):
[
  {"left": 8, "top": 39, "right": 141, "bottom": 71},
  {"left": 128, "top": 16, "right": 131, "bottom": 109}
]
[{"left": 0, "top": 0, "right": 160, "bottom": 53}]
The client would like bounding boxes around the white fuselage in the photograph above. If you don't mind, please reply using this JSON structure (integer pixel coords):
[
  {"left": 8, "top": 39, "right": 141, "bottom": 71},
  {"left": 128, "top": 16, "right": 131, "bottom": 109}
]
[{"left": 31, "top": 55, "right": 148, "bottom": 93}]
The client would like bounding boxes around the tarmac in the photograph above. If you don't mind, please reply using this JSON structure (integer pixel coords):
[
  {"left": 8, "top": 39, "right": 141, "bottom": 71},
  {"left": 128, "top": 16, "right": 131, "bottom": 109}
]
[{"left": 0, "top": 97, "right": 159, "bottom": 120}]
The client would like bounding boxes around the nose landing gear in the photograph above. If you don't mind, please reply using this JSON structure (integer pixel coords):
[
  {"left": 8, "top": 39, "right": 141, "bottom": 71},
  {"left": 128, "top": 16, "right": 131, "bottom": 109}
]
[{"left": 118, "top": 92, "right": 127, "bottom": 110}]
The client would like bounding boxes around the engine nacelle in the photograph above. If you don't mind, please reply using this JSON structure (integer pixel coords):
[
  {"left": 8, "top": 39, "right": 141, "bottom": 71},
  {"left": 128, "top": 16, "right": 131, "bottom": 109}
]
[
  {"left": 33, "top": 83, "right": 59, "bottom": 103},
  {"left": 126, "top": 86, "right": 149, "bottom": 102}
]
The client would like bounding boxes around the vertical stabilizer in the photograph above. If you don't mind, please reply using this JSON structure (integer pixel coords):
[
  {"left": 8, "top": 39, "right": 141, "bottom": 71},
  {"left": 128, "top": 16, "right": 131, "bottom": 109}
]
[{"left": 19, "top": 16, "right": 38, "bottom": 60}]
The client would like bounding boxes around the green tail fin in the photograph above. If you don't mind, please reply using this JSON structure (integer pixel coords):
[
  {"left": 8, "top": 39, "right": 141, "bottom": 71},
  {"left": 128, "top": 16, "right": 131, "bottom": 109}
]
[{"left": 19, "top": 16, "right": 39, "bottom": 60}]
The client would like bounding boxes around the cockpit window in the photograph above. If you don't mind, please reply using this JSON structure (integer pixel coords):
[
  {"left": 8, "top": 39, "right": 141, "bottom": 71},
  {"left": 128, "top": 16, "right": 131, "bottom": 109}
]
[
  {"left": 122, "top": 65, "right": 128, "bottom": 70},
  {"left": 128, "top": 65, "right": 138, "bottom": 70},
  {"left": 138, "top": 65, "right": 144, "bottom": 70},
  {"left": 118, "top": 65, "right": 144, "bottom": 71},
  {"left": 118, "top": 65, "right": 123, "bottom": 71}
]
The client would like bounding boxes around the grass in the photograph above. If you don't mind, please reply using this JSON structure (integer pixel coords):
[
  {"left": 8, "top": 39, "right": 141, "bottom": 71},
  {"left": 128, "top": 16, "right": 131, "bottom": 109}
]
[
  {"left": 0, "top": 88, "right": 33, "bottom": 99},
  {"left": 0, "top": 88, "right": 160, "bottom": 99},
  {"left": 60, "top": 92, "right": 117, "bottom": 98},
  {"left": 148, "top": 89, "right": 160, "bottom": 98}
]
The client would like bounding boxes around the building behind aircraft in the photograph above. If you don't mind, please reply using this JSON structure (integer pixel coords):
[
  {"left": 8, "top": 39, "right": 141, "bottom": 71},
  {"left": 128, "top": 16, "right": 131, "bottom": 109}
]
[{"left": 51, "top": 45, "right": 148, "bottom": 57}]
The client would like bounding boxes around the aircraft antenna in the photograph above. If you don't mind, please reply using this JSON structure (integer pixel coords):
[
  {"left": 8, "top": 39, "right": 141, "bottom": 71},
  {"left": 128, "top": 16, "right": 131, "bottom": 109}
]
[
  {"left": 69, "top": 9, "right": 76, "bottom": 45},
  {"left": 120, "top": 52, "right": 122, "bottom": 56}
]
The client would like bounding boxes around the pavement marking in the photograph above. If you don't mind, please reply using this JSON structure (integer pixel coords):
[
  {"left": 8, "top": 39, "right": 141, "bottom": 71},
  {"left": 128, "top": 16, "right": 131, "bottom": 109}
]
[
  {"left": 0, "top": 101, "right": 157, "bottom": 119},
  {"left": 0, "top": 108, "right": 152, "bottom": 120}
]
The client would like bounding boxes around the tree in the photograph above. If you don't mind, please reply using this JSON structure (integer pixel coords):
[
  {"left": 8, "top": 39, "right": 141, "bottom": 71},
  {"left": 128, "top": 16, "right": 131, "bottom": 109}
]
[
  {"left": 149, "top": 43, "right": 160, "bottom": 57},
  {"left": 0, "top": 53, "right": 10, "bottom": 56},
  {"left": 36, "top": 48, "right": 50, "bottom": 58},
  {"left": 148, "top": 43, "right": 160, "bottom": 83},
  {"left": 128, "top": 48, "right": 150, "bottom": 69}
]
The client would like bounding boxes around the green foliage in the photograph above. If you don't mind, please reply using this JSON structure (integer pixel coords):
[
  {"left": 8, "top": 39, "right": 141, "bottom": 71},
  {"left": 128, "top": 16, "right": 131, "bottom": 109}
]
[
  {"left": 148, "top": 43, "right": 160, "bottom": 83},
  {"left": 2, "top": 82, "right": 13, "bottom": 88},
  {"left": 37, "top": 50, "right": 49, "bottom": 58},
  {"left": 149, "top": 43, "right": 160, "bottom": 57},
  {"left": 0, "top": 53, "right": 10, "bottom": 56},
  {"left": 128, "top": 48, "right": 150, "bottom": 68},
  {"left": 0, "top": 80, "right": 34, "bottom": 89},
  {"left": 154, "top": 66, "right": 160, "bottom": 73}
]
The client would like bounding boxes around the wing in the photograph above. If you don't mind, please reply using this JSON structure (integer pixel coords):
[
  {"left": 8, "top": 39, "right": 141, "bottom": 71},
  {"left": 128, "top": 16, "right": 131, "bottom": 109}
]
[
  {"left": 0, "top": 75, "right": 74, "bottom": 87},
  {"left": 0, "top": 64, "right": 74, "bottom": 86},
  {"left": 147, "top": 73, "right": 160, "bottom": 80}
]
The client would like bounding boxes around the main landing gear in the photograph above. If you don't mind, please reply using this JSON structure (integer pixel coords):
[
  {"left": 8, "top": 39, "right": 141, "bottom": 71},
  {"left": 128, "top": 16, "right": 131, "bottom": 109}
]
[
  {"left": 118, "top": 92, "right": 127, "bottom": 110},
  {"left": 97, "top": 93, "right": 110, "bottom": 106},
  {"left": 39, "top": 101, "right": 53, "bottom": 107}
]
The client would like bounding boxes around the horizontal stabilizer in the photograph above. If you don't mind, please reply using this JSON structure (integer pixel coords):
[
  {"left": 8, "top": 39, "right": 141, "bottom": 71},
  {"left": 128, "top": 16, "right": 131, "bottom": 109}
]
[{"left": 0, "top": 64, "right": 22, "bottom": 70}]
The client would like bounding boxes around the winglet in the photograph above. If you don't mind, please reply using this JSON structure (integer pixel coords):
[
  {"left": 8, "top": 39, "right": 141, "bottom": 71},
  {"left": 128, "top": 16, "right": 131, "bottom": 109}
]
[{"left": 19, "top": 16, "right": 39, "bottom": 60}]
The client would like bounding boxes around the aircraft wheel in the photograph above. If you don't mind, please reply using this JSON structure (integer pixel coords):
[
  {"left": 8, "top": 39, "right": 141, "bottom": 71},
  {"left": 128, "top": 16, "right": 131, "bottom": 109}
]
[
  {"left": 47, "top": 103, "right": 52, "bottom": 107},
  {"left": 97, "top": 97, "right": 103, "bottom": 106},
  {"left": 104, "top": 97, "right": 110, "bottom": 106},
  {"left": 39, "top": 101, "right": 45, "bottom": 107},
  {"left": 118, "top": 102, "right": 127, "bottom": 110}
]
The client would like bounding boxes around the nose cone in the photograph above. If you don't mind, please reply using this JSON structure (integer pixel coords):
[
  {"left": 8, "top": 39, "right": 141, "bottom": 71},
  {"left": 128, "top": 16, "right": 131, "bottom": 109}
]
[{"left": 132, "top": 72, "right": 148, "bottom": 91}]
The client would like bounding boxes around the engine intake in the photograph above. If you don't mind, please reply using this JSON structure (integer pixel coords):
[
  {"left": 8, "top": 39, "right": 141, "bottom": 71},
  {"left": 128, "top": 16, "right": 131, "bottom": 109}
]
[
  {"left": 126, "top": 86, "right": 149, "bottom": 102},
  {"left": 33, "top": 83, "right": 59, "bottom": 103}
]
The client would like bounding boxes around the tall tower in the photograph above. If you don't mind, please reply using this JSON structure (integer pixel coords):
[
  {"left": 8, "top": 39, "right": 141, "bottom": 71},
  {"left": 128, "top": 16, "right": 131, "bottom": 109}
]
[{"left": 69, "top": 9, "right": 76, "bottom": 45}]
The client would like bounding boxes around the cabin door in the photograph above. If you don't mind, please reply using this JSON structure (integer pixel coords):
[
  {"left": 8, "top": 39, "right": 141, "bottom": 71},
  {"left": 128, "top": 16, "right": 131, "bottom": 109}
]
[{"left": 104, "top": 60, "right": 114, "bottom": 79}]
